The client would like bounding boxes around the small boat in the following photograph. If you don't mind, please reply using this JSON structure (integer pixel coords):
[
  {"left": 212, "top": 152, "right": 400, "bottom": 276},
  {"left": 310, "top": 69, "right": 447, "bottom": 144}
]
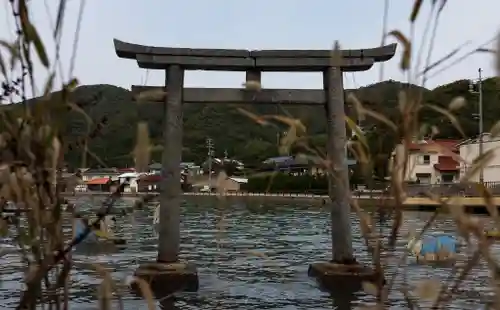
[{"left": 407, "top": 234, "right": 457, "bottom": 265}]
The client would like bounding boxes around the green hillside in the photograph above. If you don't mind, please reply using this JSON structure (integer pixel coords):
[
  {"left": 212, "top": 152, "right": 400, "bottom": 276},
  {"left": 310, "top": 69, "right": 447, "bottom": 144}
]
[{"left": 5, "top": 78, "right": 499, "bottom": 174}]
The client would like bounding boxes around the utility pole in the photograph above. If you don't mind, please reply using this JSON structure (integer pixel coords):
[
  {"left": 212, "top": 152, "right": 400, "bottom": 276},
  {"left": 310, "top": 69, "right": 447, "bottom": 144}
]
[
  {"left": 206, "top": 137, "right": 214, "bottom": 190},
  {"left": 469, "top": 68, "right": 484, "bottom": 183}
]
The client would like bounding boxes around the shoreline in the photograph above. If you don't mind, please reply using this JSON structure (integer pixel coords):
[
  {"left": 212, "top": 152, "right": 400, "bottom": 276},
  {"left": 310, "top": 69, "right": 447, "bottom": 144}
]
[
  {"left": 63, "top": 191, "right": 333, "bottom": 205},
  {"left": 61, "top": 191, "right": 500, "bottom": 209}
]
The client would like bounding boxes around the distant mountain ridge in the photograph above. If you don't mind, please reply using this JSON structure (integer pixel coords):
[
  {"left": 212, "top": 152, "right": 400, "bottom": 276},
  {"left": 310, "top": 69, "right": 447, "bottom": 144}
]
[{"left": 4, "top": 78, "right": 499, "bottom": 173}]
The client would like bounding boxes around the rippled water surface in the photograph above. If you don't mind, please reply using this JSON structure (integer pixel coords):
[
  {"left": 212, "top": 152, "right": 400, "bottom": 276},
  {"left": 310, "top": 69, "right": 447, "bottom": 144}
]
[{"left": 0, "top": 197, "right": 495, "bottom": 309}]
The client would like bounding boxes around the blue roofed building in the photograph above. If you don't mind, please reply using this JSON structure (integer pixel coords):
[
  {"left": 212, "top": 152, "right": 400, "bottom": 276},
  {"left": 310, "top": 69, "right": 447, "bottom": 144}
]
[
  {"left": 260, "top": 155, "right": 357, "bottom": 175},
  {"left": 262, "top": 156, "right": 295, "bottom": 166}
]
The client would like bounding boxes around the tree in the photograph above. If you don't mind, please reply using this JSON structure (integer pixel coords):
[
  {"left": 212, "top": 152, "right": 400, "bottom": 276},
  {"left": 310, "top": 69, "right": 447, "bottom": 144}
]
[{"left": 9, "top": 78, "right": 499, "bottom": 174}]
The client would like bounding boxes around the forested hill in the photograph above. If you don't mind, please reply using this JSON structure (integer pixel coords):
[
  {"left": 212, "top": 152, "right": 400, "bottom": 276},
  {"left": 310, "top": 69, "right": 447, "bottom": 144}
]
[{"left": 7, "top": 78, "right": 500, "bottom": 170}]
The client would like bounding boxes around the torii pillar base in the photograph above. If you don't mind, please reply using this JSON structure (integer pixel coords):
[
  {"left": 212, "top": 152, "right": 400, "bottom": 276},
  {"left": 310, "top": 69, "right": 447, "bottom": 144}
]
[
  {"left": 132, "top": 262, "right": 199, "bottom": 298},
  {"left": 308, "top": 261, "right": 383, "bottom": 293}
]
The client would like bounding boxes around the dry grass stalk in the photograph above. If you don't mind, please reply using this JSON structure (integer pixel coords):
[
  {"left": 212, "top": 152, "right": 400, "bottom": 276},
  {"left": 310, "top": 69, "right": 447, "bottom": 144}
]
[
  {"left": 0, "top": 0, "right": 159, "bottom": 308},
  {"left": 234, "top": 0, "right": 500, "bottom": 308},
  {"left": 3, "top": 0, "right": 500, "bottom": 308}
]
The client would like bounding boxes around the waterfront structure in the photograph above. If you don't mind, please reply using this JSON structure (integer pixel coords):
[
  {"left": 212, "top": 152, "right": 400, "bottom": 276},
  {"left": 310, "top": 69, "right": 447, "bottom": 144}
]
[
  {"left": 113, "top": 38, "right": 396, "bottom": 295},
  {"left": 259, "top": 155, "right": 356, "bottom": 175},
  {"left": 80, "top": 168, "right": 120, "bottom": 182},
  {"left": 117, "top": 172, "right": 144, "bottom": 193}
]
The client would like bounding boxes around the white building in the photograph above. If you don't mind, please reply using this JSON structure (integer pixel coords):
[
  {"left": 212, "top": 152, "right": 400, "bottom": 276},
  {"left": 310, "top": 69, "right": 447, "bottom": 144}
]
[
  {"left": 391, "top": 139, "right": 460, "bottom": 184},
  {"left": 458, "top": 133, "right": 500, "bottom": 183},
  {"left": 118, "top": 172, "right": 144, "bottom": 193}
]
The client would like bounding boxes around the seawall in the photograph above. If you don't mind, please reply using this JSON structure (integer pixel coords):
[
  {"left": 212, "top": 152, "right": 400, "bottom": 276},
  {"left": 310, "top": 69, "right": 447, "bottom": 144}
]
[{"left": 61, "top": 192, "right": 500, "bottom": 210}]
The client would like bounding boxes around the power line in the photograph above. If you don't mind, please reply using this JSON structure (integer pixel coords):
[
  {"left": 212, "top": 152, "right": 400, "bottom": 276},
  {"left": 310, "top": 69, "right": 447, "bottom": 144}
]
[{"left": 426, "top": 35, "right": 497, "bottom": 80}]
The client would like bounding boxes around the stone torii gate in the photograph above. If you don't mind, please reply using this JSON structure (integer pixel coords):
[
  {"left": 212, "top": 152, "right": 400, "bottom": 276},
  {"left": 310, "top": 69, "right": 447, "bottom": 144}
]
[{"left": 114, "top": 39, "right": 396, "bottom": 294}]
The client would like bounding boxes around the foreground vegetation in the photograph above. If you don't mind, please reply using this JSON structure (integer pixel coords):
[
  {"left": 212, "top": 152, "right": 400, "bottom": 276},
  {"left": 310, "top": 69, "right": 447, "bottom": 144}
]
[{"left": 0, "top": 0, "right": 500, "bottom": 309}]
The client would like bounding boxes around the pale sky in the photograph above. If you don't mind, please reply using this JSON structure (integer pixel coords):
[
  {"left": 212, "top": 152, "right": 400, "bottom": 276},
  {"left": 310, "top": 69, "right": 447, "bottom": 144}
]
[{"left": 1, "top": 0, "right": 499, "bottom": 96}]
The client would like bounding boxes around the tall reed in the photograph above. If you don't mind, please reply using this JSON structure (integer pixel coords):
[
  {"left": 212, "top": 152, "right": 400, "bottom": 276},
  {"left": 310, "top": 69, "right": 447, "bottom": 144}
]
[
  {"left": 1, "top": 0, "right": 500, "bottom": 309},
  {"left": 0, "top": 0, "right": 156, "bottom": 309},
  {"left": 236, "top": 0, "right": 500, "bottom": 308}
]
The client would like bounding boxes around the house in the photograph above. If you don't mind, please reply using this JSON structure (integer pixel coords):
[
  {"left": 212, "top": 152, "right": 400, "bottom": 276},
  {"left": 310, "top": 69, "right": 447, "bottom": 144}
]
[
  {"left": 259, "top": 156, "right": 334, "bottom": 175},
  {"left": 224, "top": 177, "right": 248, "bottom": 192},
  {"left": 118, "top": 172, "right": 143, "bottom": 193},
  {"left": 458, "top": 133, "right": 500, "bottom": 183},
  {"left": 137, "top": 172, "right": 190, "bottom": 192},
  {"left": 80, "top": 168, "right": 121, "bottom": 182},
  {"left": 259, "top": 155, "right": 355, "bottom": 176},
  {"left": 260, "top": 156, "right": 307, "bottom": 175},
  {"left": 57, "top": 171, "right": 82, "bottom": 192},
  {"left": 391, "top": 139, "right": 460, "bottom": 184},
  {"left": 194, "top": 171, "right": 248, "bottom": 192},
  {"left": 148, "top": 163, "right": 162, "bottom": 174},
  {"left": 148, "top": 162, "right": 202, "bottom": 177},
  {"left": 181, "top": 162, "right": 203, "bottom": 177},
  {"left": 138, "top": 174, "right": 162, "bottom": 192},
  {"left": 86, "top": 177, "right": 112, "bottom": 192},
  {"left": 201, "top": 157, "right": 244, "bottom": 175}
]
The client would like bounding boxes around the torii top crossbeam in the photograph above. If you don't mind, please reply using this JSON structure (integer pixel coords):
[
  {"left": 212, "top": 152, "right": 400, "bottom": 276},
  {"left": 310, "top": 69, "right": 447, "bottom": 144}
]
[{"left": 113, "top": 39, "right": 396, "bottom": 72}]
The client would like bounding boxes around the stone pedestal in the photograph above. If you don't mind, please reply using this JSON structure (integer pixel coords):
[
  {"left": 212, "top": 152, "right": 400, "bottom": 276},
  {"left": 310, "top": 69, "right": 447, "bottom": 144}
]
[
  {"left": 308, "top": 262, "right": 383, "bottom": 293},
  {"left": 132, "top": 262, "right": 198, "bottom": 297}
]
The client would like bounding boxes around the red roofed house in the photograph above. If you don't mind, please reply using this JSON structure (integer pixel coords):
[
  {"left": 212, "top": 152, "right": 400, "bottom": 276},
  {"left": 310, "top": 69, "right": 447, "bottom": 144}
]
[
  {"left": 137, "top": 173, "right": 189, "bottom": 193},
  {"left": 86, "top": 177, "right": 112, "bottom": 192},
  {"left": 393, "top": 139, "right": 460, "bottom": 184},
  {"left": 138, "top": 174, "right": 162, "bottom": 192}
]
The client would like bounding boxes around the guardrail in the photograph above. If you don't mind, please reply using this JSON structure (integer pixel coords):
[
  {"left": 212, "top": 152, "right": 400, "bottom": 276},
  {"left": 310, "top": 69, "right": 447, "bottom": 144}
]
[
  {"left": 405, "top": 182, "right": 500, "bottom": 197},
  {"left": 183, "top": 192, "right": 330, "bottom": 198},
  {"left": 63, "top": 191, "right": 384, "bottom": 199},
  {"left": 183, "top": 192, "right": 385, "bottom": 200}
]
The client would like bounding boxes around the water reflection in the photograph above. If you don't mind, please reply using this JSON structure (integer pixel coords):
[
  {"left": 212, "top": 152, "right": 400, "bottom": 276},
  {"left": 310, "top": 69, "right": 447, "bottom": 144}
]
[{"left": 0, "top": 197, "right": 494, "bottom": 309}]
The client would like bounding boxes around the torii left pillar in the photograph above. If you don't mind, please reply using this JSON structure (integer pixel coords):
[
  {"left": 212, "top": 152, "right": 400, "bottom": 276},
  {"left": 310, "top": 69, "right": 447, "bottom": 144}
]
[{"left": 132, "top": 64, "right": 199, "bottom": 296}]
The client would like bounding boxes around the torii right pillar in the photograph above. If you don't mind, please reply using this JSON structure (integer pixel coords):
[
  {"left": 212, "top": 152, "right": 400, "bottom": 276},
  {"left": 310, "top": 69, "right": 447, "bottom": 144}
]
[{"left": 308, "top": 43, "right": 397, "bottom": 292}]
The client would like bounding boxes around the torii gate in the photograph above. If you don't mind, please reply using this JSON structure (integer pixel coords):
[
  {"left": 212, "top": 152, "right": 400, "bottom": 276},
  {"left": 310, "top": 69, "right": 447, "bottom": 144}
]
[{"left": 114, "top": 39, "right": 396, "bottom": 295}]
